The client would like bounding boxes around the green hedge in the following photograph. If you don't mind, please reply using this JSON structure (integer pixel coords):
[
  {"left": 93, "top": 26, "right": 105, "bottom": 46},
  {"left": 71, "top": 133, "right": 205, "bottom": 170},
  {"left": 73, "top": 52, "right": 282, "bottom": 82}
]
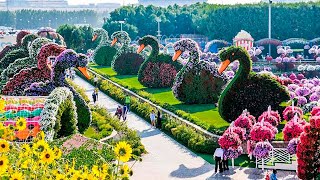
[
  {"left": 77, "top": 70, "right": 219, "bottom": 154},
  {"left": 94, "top": 45, "right": 117, "bottom": 66},
  {"left": 0, "top": 49, "right": 28, "bottom": 70}
]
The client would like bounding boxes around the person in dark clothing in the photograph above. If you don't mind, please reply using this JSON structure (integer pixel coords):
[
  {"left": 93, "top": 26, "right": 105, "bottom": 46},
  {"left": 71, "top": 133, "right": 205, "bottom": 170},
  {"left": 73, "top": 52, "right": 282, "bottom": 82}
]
[
  {"left": 157, "top": 110, "right": 162, "bottom": 129},
  {"left": 115, "top": 105, "right": 122, "bottom": 119},
  {"left": 92, "top": 92, "right": 97, "bottom": 104},
  {"left": 122, "top": 104, "right": 128, "bottom": 121},
  {"left": 222, "top": 149, "right": 229, "bottom": 171}
]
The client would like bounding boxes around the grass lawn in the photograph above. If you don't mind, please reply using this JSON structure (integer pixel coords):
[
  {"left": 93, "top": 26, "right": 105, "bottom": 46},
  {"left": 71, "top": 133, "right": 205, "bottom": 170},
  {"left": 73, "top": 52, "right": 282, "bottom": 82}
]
[{"left": 90, "top": 65, "right": 230, "bottom": 131}]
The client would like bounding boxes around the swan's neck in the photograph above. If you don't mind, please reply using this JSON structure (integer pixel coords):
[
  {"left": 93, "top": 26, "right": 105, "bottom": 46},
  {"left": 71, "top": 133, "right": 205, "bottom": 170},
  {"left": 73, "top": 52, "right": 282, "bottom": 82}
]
[
  {"left": 227, "top": 56, "right": 251, "bottom": 89},
  {"left": 97, "top": 32, "right": 108, "bottom": 49},
  {"left": 186, "top": 48, "right": 200, "bottom": 65},
  {"left": 145, "top": 38, "right": 159, "bottom": 59},
  {"left": 51, "top": 64, "right": 68, "bottom": 86}
]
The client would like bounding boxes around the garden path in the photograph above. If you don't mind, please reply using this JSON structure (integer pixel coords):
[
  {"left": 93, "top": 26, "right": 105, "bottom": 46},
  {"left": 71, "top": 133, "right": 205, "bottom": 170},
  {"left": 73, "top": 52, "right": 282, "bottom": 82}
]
[{"left": 74, "top": 76, "right": 298, "bottom": 180}]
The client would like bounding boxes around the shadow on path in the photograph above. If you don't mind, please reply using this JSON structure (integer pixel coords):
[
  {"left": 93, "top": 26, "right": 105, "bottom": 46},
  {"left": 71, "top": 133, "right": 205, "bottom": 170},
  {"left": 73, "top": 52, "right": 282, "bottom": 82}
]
[
  {"left": 140, "top": 129, "right": 161, "bottom": 138},
  {"left": 170, "top": 163, "right": 214, "bottom": 178}
]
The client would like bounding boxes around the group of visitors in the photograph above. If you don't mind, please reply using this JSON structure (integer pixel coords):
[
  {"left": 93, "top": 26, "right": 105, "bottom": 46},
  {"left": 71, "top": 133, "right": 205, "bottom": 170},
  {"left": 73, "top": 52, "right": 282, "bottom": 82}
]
[
  {"left": 115, "top": 94, "right": 131, "bottom": 121},
  {"left": 149, "top": 110, "right": 162, "bottom": 129},
  {"left": 213, "top": 147, "right": 229, "bottom": 173},
  {"left": 65, "top": 68, "right": 75, "bottom": 80}
]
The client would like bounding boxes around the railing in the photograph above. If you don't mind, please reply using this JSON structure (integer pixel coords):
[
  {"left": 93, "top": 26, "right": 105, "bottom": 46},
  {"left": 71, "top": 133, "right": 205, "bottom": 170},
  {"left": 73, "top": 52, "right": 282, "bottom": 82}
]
[
  {"left": 88, "top": 69, "right": 220, "bottom": 139},
  {"left": 256, "top": 148, "right": 293, "bottom": 169}
]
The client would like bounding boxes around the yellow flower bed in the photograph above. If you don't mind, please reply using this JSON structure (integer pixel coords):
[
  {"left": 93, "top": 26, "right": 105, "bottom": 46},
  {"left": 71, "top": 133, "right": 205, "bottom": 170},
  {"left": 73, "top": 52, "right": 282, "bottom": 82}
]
[{"left": 0, "top": 118, "right": 134, "bottom": 179}]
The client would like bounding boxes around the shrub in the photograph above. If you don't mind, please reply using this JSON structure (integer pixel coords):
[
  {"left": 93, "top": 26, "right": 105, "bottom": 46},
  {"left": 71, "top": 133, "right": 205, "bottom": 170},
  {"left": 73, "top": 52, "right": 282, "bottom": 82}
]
[
  {"left": 1, "top": 57, "right": 34, "bottom": 82},
  {"left": 40, "top": 87, "right": 78, "bottom": 140},
  {"left": 94, "top": 45, "right": 117, "bottom": 66},
  {"left": 112, "top": 52, "right": 144, "bottom": 75}
]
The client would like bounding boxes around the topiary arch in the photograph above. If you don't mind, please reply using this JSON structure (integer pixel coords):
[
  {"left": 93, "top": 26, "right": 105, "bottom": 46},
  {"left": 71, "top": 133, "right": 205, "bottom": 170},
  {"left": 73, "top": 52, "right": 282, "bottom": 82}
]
[{"left": 40, "top": 87, "right": 78, "bottom": 141}]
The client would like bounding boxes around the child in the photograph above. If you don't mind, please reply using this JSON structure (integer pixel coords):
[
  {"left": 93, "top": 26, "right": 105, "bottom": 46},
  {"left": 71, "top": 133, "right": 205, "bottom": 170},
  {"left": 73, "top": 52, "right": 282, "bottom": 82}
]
[
  {"left": 115, "top": 105, "right": 122, "bottom": 119},
  {"left": 150, "top": 110, "right": 156, "bottom": 128}
]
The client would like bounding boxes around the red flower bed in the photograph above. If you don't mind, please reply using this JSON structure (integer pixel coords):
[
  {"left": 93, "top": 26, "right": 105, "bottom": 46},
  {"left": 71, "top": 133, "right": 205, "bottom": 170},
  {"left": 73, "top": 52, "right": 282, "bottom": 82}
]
[
  {"left": 218, "top": 131, "right": 241, "bottom": 149},
  {"left": 283, "top": 106, "right": 303, "bottom": 121}
]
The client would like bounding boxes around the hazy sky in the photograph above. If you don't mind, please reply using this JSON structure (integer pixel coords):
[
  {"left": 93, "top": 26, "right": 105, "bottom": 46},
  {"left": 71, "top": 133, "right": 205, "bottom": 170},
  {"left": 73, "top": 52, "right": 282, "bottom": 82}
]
[{"left": 66, "top": 0, "right": 259, "bottom": 5}]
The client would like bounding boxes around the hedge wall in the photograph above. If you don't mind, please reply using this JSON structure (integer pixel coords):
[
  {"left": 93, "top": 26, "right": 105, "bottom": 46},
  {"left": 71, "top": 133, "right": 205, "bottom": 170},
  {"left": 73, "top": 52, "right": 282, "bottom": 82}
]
[{"left": 112, "top": 52, "right": 144, "bottom": 75}]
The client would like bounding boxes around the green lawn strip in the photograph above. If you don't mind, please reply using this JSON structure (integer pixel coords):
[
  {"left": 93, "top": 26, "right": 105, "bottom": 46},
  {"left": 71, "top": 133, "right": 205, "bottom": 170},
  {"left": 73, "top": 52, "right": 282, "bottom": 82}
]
[{"left": 90, "top": 66, "right": 229, "bottom": 133}]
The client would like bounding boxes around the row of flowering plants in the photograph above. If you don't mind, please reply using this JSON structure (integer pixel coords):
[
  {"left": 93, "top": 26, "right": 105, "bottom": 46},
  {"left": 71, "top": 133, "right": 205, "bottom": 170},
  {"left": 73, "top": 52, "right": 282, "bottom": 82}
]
[{"left": 0, "top": 118, "right": 135, "bottom": 179}]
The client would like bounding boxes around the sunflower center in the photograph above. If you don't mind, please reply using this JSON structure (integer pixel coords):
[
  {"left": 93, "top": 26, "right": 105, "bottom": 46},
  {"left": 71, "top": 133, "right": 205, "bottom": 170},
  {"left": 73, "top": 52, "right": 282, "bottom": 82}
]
[
  {"left": 0, "top": 160, "right": 3, "bottom": 165},
  {"left": 14, "top": 178, "right": 18, "bottom": 180},
  {"left": 1, "top": 144, "right": 5, "bottom": 148},
  {"left": 119, "top": 148, "right": 126, "bottom": 156},
  {"left": 18, "top": 121, "right": 23, "bottom": 126},
  {"left": 45, "top": 154, "right": 50, "bottom": 158}
]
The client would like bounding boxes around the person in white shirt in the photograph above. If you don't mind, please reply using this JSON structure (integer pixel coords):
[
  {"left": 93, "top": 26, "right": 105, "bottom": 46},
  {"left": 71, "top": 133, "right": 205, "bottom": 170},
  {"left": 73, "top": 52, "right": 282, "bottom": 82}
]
[
  {"left": 93, "top": 75, "right": 98, "bottom": 87},
  {"left": 213, "top": 147, "right": 224, "bottom": 173},
  {"left": 150, "top": 110, "right": 156, "bottom": 128}
]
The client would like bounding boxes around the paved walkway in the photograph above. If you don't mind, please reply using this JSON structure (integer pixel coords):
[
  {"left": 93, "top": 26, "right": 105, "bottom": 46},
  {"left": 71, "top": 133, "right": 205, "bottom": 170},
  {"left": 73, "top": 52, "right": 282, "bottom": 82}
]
[{"left": 74, "top": 76, "right": 298, "bottom": 180}]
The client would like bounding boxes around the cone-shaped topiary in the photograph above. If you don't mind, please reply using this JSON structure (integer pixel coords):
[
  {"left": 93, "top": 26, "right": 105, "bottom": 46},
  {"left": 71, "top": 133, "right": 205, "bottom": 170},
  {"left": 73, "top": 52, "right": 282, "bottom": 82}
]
[
  {"left": 171, "top": 38, "right": 227, "bottom": 104},
  {"left": 92, "top": 28, "right": 117, "bottom": 66},
  {"left": 110, "top": 31, "right": 144, "bottom": 75},
  {"left": 137, "top": 35, "right": 183, "bottom": 88},
  {"left": 218, "top": 46, "right": 290, "bottom": 122}
]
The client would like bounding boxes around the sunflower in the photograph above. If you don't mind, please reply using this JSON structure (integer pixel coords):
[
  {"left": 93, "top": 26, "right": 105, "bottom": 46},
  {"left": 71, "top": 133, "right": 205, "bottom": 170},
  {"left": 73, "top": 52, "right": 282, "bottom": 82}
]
[
  {"left": 32, "top": 140, "right": 49, "bottom": 154},
  {"left": 0, "top": 99, "right": 5, "bottom": 113},
  {"left": 40, "top": 149, "right": 55, "bottom": 164},
  {"left": 53, "top": 146, "right": 62, "bottom": 159},
  {"left": 15, "top": 118, "right": 27, "bottom": 131},
  {"left": 0, "top": 155, "right": 9, "bottom": 175},
  {"left": 21, "top": 159, "right": 32, "bottom": 169},
  {"left": 114, "top": 141, "right": 132, "bottom": 162},
  {"left": 120, "top": 164, "right": 130, "bottom": 178},
  {"left": 10, "top": 172, "right": 24, "bottom": 180},
  {"left": 0, "top": 139, "right": 9, "bottom": 153}
]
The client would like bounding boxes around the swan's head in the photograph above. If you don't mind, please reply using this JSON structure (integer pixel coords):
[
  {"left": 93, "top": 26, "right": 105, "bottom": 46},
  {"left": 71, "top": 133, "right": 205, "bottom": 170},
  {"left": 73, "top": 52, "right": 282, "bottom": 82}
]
[
  {"left": 172, "top": 38, "right": 199, "bottom": 61},
  {"left": 92, "top": 28, "right": 107, "bottom": 42},
  {"left": 111, "top": 31, "right": 130, "bottom": 46},
  {"left": 137, "top": 35, "right": 158, "bottom": 53},
  {"left": 55, "top": 49, "right": 90, "bottom": 79},
  {"left": 218, "top": 46, "right": 247, "bottom": 74}
]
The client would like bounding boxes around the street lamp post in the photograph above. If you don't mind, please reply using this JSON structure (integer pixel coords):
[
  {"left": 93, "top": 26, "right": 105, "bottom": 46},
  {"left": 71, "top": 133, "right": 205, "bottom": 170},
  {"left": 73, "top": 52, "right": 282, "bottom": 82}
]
[
  {"left": 155, "top": 17, "right": 161, "bottom": 42},
  {"left": 268, "top": 0, "right": 272, "bottom": 55},
  {"left": 118, "top": 21, "right": 125, "bottom": 31}
]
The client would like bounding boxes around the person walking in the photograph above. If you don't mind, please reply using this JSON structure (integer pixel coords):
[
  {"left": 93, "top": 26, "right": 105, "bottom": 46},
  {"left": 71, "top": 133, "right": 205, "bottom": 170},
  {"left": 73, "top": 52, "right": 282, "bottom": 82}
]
[
  {"left": 94, "top": 88, "right": 99, "bottom": 101},
  {"left": 92, "top": 91, "right": 97, "bottom": 104},
  {"left": 150, "top": 110, "right": 156, "bottom": 128},
  {"left": 156, "top": 110, "right": 162, "bottom": 129},
  {"left": 122, "top": 104, "right": 128, "bottom": 121},
  {"left": 213, "top": 147, "right": 224, "bottom": 173},
  {"left": 125, "top": 94, "right": 131, "bottom": 112},
  {"left": 270, "top": 169, "right": 278, "bottom": 180},
  {"left": 93, "top": 75, "right": 98, "bottom": 87},
  {"left": 115, "top": 105, "right": 122, "bottom": 120}
]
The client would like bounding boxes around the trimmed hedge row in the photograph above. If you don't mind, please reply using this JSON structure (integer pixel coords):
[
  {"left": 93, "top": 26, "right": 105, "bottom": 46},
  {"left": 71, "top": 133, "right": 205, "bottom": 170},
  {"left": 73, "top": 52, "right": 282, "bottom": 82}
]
[{"left": 76, "top": 70, "right": 219, "bottom": 154}]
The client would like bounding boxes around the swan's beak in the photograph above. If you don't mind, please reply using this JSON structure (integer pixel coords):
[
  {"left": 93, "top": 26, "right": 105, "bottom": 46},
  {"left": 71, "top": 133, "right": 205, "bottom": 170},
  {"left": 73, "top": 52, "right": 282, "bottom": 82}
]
[
  {"left": 111, "top": 38, "right": 117, "bottom": 46},
  {"left": 137, "top": 44, "right": 145, "bottom": 53},
  {"left": 172, "top": 50, "right": 182, "bottom": 61},
  {"left": 92, "top": 34, "right": 98, "bottom": 41},
  {"left": 218, "top": 59, "right": 231, "bottom": 74},
  {"left": 78, "top": 67, "right": 90, "bottom": 79}
]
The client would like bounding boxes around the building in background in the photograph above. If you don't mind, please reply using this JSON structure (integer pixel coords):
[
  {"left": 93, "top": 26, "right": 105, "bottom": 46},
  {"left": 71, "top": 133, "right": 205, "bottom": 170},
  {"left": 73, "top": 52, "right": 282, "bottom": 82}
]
[
  {"left": 139, "top": 0, "right": 207, "bottom": 7},
  {"left": 1, "top": 0, "right": 121, "bottom": 12}
]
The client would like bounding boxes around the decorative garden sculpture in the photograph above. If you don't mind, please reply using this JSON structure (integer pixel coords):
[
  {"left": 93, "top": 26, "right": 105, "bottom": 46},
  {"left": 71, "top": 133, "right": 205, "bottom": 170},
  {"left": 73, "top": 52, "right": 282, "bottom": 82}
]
[
  {"left": 218, "top": 46, "right": 290, "bottom": 122},
  {"left": 92, "top": 28, "right": 117, "bottom": 66},
  {"left": 137, "top": 35, "right": 182, "bottom": 88},
  {"left": 171, "top": 38, "right": 228, "bottom": 104},
  {"left": 110, "top": 31, "right": 144, "bottom": 75}
]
